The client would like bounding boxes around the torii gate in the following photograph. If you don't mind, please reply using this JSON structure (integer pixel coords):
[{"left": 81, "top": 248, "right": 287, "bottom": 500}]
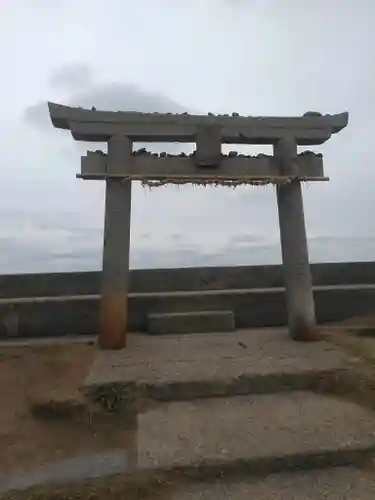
[{"left": 48, "top": 103, "right": 348, "bottom": 349}]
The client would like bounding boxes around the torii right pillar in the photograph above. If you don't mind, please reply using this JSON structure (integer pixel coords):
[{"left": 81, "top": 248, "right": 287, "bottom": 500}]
[{"left": 274, "top": 137, "right": 317, "bottom": 341}]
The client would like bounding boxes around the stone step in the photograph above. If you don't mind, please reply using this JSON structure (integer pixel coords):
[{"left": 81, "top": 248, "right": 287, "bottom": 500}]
[
  {"left": 169, "top": 467, "right": 375, "bottom": 499},
  {"left": 137, "top": 392, "right": 375, "bottom": 478},
  {"left": 147, "top": 310, "right": 235, "bottom": 335},
  {"left": 84, "top": 330, "right": 348, "bottom": 401}
]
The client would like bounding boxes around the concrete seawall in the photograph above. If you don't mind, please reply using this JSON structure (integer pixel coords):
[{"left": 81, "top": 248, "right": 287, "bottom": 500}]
[{"left": 1, "top": 262, "right": 375, "bottom": 339}]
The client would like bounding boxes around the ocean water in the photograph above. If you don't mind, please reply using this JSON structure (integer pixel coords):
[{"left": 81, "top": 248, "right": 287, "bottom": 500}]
[
  {"left": 2, "top": 171, "right": 374, "bottom": 274},
  {"left": 1, "top": 232, "right": 375, "bottom": 274}
]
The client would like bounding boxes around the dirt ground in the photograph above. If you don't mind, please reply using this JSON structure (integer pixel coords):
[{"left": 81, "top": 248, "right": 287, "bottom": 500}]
[
  {"left": 0, "top": 341, "right": 131, "bottom": 476},
  {"left": 0, "top": 340, "right": 185, "bottom": 499}
]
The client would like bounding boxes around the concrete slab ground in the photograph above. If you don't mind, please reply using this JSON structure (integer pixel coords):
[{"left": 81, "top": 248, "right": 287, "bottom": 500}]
[
  {"left": 170, "top": 466, "right": 375, "bottom": 499},
  {"left": 84, "top": 329, "right": 350, "bottom": 400},
  {"left": 80, "top": 328, "right": 375, "bottom": 491},
  {"left": 0, "top": 451, "right": 128, "bottom": 494},
  {"left": 136, "top": 391, "right": 375, "bottom": 476}
]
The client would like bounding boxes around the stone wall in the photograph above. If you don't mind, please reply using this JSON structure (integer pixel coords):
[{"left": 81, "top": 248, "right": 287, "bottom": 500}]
[
  {"left": 2, "top": 261, "right": 375, "bottom": 298},
  {"left": 0, "top": 262, "right": 375, "bottom": 339}
]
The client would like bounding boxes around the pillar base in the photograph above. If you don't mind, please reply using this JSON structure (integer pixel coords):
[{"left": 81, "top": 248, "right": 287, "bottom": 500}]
[
  {"left": 98, "top": 294, "right": 128, "bottom": 350},
  {"left": 289, "top": 317, "right": 320, "bottom": 342}
]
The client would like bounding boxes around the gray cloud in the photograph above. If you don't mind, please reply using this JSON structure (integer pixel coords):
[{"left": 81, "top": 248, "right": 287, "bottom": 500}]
[
  {"left": 69, "top": 81, "right": 188, "bottom": 114},
  {"left": 24, "top": 103, "right": 51, "bottom": 130},
  {"left": 24, "top": 64, "right": 189, "bottom": 132},
  {"left": 48, "top": 63, "right": 92, "bottom": 90},
  {"left": 23, "top": 65, "right": 193, "bottom": 154}
]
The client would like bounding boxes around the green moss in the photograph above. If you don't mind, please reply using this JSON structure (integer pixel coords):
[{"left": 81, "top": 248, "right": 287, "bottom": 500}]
[{"left": 91, "top": 384, "right": 129, "bottom": 413}]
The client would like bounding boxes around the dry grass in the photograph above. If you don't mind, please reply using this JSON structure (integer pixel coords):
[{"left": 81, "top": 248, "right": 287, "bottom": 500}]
[{"left": 318, "top": 316, "right": 375, "bottom": 411}]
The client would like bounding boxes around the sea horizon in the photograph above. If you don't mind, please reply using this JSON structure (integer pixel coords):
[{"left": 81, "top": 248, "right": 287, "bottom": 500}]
[{"left": 1, "top": 234, "right": 374, "bottom": 275}]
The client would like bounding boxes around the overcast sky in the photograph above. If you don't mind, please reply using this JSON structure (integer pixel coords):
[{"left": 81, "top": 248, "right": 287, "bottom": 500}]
[{"left": 1, "top": 0, "right": 374, "bottom": 273}]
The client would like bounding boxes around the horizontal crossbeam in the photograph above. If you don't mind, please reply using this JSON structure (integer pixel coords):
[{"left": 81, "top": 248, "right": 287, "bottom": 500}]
[
  {"left": 78, "top": 150, "right": 326, "bottom": 183},
  {"left": 48, "top": 102, "right": 349, "bottom": 145}
]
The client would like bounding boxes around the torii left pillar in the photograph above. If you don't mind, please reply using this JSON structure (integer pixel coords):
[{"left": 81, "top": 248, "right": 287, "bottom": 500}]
[{"left": 99, "top": 135, "right": 132, "bottom": 349}]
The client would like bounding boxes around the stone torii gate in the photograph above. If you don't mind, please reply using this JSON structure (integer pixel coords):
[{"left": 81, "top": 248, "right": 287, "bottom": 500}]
[{"left": 48, "top": 103, "right": 348, "bottom": 349}]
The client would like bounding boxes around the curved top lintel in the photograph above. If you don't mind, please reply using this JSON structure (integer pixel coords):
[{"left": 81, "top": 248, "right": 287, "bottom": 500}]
[
  {"left": 47, "top": 102, "right": 349, "bottom": 145},
  {"left": 329, "top": 111, "right": 349, "bottom": 133},
  {"left": 48, "top": 101, "right": 348, "bottom": 129}
]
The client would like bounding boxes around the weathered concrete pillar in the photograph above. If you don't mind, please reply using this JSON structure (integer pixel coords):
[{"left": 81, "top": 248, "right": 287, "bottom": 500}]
[
  {"left": 274, "top": 137, "right": 317, "bottom": 341},
  {"left": 99, "top": 135, "right": 132, "bottom": 349}
]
